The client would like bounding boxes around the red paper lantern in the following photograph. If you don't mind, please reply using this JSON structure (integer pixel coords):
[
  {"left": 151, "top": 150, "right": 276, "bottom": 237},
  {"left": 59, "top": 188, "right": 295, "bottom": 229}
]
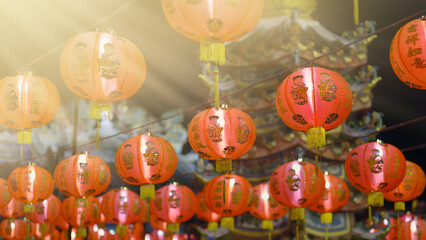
[
  {"left": 115, "top": 133, "right": 177, "bottom": 200},
  {"left": 187, "top": 106, "right": 256, "bottom": 172},
  {"left": 54, "top": 152, "right": 111, "bottom": 197},
  {"left": 61, "top": 196, "right": 101, "bottom": 238},
  {"left": 0, "top": 219, "right": 25, "bottom": 240},
  {"left": 149, "top": 214, "right": 168, "bottom": 232},
  {"left": 60, "top": 30, "right": 146, "bottom": 120},
  {"left": 101, "top": 188, "right": 145, "bottom": 236},
  {"left": 399, "top": 214, "right": 426, "bottom": 240},
  {"left": 0, "top": 198, "right": 25, "bottom": 218},
  {"left": 345, "top": 140, "right": 406, "bottom": 220},
  {"left": 204, "top": 174, "right": 252, "bottom": 230},
  {"left": 161, "top": 0, "right": 264, "bottom": 65},
  {"left": 7, "top": 163, "right": 54, "bottom": 213},
  {"left": 54, "top": 214, "right": 70, "bottom": 231},
  {"left": 0, "top": 178, "right": 11, "bottom": 208},
  {"left": 249, "top": 183, "right": 289, "bottom": 231},
  {"left": 269, "top": 160, "right": 325, "bottom": 221},
  {"left": 307, "top": 173, "right": 349, "bottom": 236},
  {"left": 389, "top": 17, "right": 426, "bottom": 89},
  {"left": 150, "top": 184, "right": 197, "bottom": 234},
  {"left": 26, "top": 194, "right": 62, "bottom": 235},
  {"left": 0, "top": 72, "right": 60, "bottom": 144},
  {"left": 195, "top": 192, "right": 221, "bottom": 232},
  {"left": 384, "top": 161, "right": 425, "bottom": 211},
  {"left": 275, "top": 67, "right": 353, "bottom": 148}
]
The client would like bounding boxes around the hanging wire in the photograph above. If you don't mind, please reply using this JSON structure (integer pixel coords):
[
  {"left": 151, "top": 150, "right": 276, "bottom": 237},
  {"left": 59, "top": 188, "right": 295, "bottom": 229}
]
[{"left": 10, "top": 8, "right": 426, "bottom": 164}]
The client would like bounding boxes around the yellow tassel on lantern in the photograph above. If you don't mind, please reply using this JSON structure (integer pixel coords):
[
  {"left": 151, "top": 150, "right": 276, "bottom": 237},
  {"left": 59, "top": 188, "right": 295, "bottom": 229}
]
[
  {"left": 368, "top": 192, "right": 384, "bottom": 207},
  {"left": 354, "top": 0, "right": 359, "bottom": 26},
  {"left": 394, "top": 201, "right": 405, "bottom": 211},
  {"left": 216, "top": 159, "right": 232, "bottom": 173},
  {"left": 26, "top": 221, "right": 30, "bottom": 240},
  {"left": 220, "top": 217, "right": 234, "bottom": 230},
  {"left": 75, "top": 197, "right": 89, "bottom": 207},
  {"left": 116, "top": 224, "right": 127, "bottom": 235},
  {"left": 17, "top": 129, "right": 31, "bottom": 144},
  {"left": 40, "top": 224, "right": 49, "bottom": 233},
  {"left": 90, "top": 100, "right": 111, "bottom": 120},
  {"left": 200, "top": 37, "right": 225, "bottom": 65},
  {"left": 262, "top": 219, "right": 274, "bottom": 230},
  {"left": 291, "top": 208, "right": 305, "bottom": 221},
  {"left": 167, "top": 222, "right": 179, "bottom": 234},
  {"left": 140, "top": 184, "right": 155, "bottom": 201},
  {"left": 306, "top": 126, "right": 326, "bottom": 148},
  {"left": 24, "top": 203, "right": 34, "bottom": 214},
  {"left": 321, "top": 212, "right": 333, "bottom": 224},
  {"left": 208, "top": 222, "right": 218, "bottom": 232},
  {"left": 63, "top": 230, "right": 69, "bottom": 240},
  {"left": 77, "top": 227, "right": 87, "bottom": 237}
]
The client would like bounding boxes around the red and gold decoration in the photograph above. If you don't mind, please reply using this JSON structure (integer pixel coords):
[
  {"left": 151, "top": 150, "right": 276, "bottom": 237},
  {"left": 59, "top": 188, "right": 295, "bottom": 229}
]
[
  {"left": 54, "top": 152, "right": 111, "bottom": 198},
  {"left": 203, "top": 174, "right": 252, "bottom": 230},
  {"left": 0, "top": 178, "right": 11, "bottom": 208},
  {"left": 161, "top": 0, "right": 264, "bottom": 65},
  {"left": 101, "top": 188, "right": 145, "bottom": 236},
  {"left": 249, "top": 183, "right": 289, "bottom": 239},
  {"left": 398, "top": 213, "right": 426, "bottom": 240},
  {"left": 187, "top": 106, "right": 256, "bottom": 172},
  {"left": 26, "top": 194, "right": 62, "bottom": 238},
  {"left": 7, "top": 163, "right": 54, "bottom": 213},
  {"left": 0, "top": 197, "right": 25, "bottom": 219},
  {"left": 61, "top": 196, "right": 101, "bottom": 238},
  {"left": 345, "top": 140, "right": 406, "bottom": 222},
  {"left": 150, "top": 183, "right": 196, "bottom": 234},
  {"left": 195, "top": 192, "right": 221, "bottom": 232},
  {"left": 308, "top": 173, "right": 350, "bottom": 240},
  {"left": 389, "top": 17, "right": 426, "bottom": 89},
  {"left": 0, "top": 218, "right": 25, "bottom": 240},
  {"left": 275, "top": 67, "right": 353, "bottom": 149},
  {"left": 60, "top": 30, "right": 147, "bottom": 147},
  {"left": 115, "top": 133, "right": 177, "bottom": 201},
  {"left": 0, "top": 71, "right": 60, "bottom": 146}
]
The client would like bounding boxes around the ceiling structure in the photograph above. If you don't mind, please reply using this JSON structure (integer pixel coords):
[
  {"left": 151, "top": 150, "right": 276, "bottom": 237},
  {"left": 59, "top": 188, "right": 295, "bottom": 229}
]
[{"left": 0, "top": 0, "right": 425, "bottom": 202}]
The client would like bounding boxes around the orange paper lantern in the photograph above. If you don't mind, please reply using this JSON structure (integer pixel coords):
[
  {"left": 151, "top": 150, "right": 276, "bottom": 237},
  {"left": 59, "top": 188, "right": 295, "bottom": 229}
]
[
  {"left": 250, "top": 183, "right": 289, "bottom": 231},
  {"left": 101, "top": 188, "right": 145, "bottom": 236},
  {"left": 389, "top": 17, "right": 426, "bottom": 89},
  {"left": 204, "top": 174, "right": 252, "bottom": 230},
  {"left": 0, "top": 219, "right": 25, "bottom": 240},
  {"left": 162, "top": 0, "right": 264, "bottom": 65},
  {"left": 187, "top": 106, "right": 256, "bottom": 172},
  {"left": 399, "top": 214, "right": 426, "bottom": 240},
  {"left": 0, "top": 198, "right": 25, "bottom": 218},
  {"left": 0, "top": 72, "right": 60, "bottom": 144},
  {"left": 60, "top": 30, "right": 146, "bottom": 119},
  {"left": 150, "top": 184, "right": 197, "bottom": 234},
  {"left": 115, "top": 133, "right": 177, "bottom": 200},
  {"left": 345, "top": 141, "right": 406, "bottom": 221},
  {"left": 54, "top": 152, "right": 111, "bottom": 198},
  {"left": 195, "top": 192, "right": 221, "bottom": 232},
  {"left": 384, "top": 161, "right": 425, "bottom": 211},
  {"left": 269, "top": 160, "right": 325, "bottom": 221},
  {"left": 26, "top": 194, "right": 62, "bottom": 235},
  {"left": 0, "top": 178, "right": 11, "bottom": 208},
  {"left": 61, "top": 196, "right": 101, "bottom": 238},
  {"left": 275, "top": 67, "right": 353, "bottom": 148},
  {"left": 7, "top": 163, "right": 54, "bottom": 213},
  {"left": 149, "top": 214, "right": 168, "bottom": 232}
]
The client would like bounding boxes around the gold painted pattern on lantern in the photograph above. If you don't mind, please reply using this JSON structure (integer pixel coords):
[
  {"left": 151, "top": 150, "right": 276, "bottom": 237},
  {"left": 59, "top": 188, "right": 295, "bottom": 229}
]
[
  {"left": 30, "top": 82, "right": 42, "bottom": 115},
  {"left": 206, "top": 18, "right": 223, "bottom": 33},
  {"left": 118, "top": 197, "right": 128, "bottom": 213},
  {"left": 276, "top": 97, "right": 288, "bottom": 114},
  {"left": 324, "top": 113, "right": 339, "bottom": 124},
  {"left": 4, "top": 83, "right": 18, "bottom": 111},
  {"left": 168, "top": 190, "right": 180, "bottom": 208},
  {"left": 309, "top": 170, "right": 317, "bottom": 193},
  {"left": 367, "top": 149, "right": 384, "bottom": 173},
  {"left": 270, "top": 172, "right": 280, "bottom": 195},
  {"left": 207, "top": 115, "right": 223, "bottom": 142},
  {"left": 406, "top": 23, "right": 426, "bottom": 69},
  {"left": 71, "top": 42, "right": 90, "bottom": 83},
  {"left": 235, "top": 117, "right": 249, "bottom": 144},
  {"left": 98, "top": 164, "right": 108, "bottom": 185},
  {"left": 143, "top": 141, "right": 159, "bottom": 166},
  {"left": 165, "top": 145, "right": 175, "bottom": 172},
  {"left": 121, "top": 144, "right": 134, "bottom": 169},
  {"left": 286, "top": 169, "right": 301, "bottom": 191},
  {"left": 231, "top": 183, "right": 243, "bottom": 204},
  {"left": 98, "top": 43, "right": 120, "bottom": 79},
  {"left": 39, "top": 173, "right": 48, "bottom": 194},
  {"left": 77, "top": 162, "right": 90, "bottom": 184},
  {"left": 290, "top": 75, "right": 308, "bottom": 105},
  {"left": 154, "top": 192, "right": 162, "bottom": 211},
  {"left": 268, "top": 196, "right": 278, "bottom": 208},
  {"left": 292, "top": 114, "right": 307, "bottom": 125},
  {"left": 318, "top": 72, "right": 337, "bottom": 102},
  {"left": 391, "top": 152, "right": 401, "bottom": 179},
  {"left": 133, "top": 199, "right": 141, "bottom": 215},
  {"left": 349, "top": 152, "right": 361, "bottom": 177},
  {"left": 213, "top": 181, "right": 224, "bottom": 208}
]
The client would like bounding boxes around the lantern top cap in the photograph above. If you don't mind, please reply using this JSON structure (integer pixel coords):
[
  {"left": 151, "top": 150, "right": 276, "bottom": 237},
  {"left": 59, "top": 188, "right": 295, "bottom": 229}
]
[
  {"left": 422, "top": 15, "right": 426, "bottom": 20},
  {"left": 376, "top": 139, "right": 383, "bottom": 143},
  {"left": 77, "top": 151, "right": 89, "bottom": 155},
  {"left": 120, "top": 186, "right": 128, "bottom": 190},
  {"left": 297, "top": 158, "right": 303, "bottom": 162}
]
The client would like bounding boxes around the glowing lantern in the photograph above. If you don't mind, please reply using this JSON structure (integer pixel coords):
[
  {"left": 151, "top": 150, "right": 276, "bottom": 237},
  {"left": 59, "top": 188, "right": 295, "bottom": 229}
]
[
  {"left": 187, "top": 106, "right": 256, "bottom": 172},
  {"left": 0, "top": 72, "right": 60, "bottom": 145},
  {"left": 61, "top": 196, "right": 101, "bottom": 238},
  {"left": 150, "top": 184, "right": 197, "bottom": 234},
  {"left": 0, "top": 198, "right": 25, "bottom": 218},
  {"left": 54, "top": 152, "right": 111, "bottom": 198},
  {"left": 399, "top": 214, "right": 426, "bottom": 240},
  {"left": 0, "top": 219, "right": 25, "bottom": 240},
  {"left": 26, "top": 194, "right": 62, "bottom": 236},
  {"left": 115, "top": 133, "right": 177, "bottom": 200},
  {"left": 0, "top": 178, "right": 11, "bottom": 208},
  {"left": 195, "top": 192, "right": 221, "bottom": 232},
  {"left": 249, "top": 183, "right": 289, "bottom": 232},
  {"left": 60, "top": 30, "right": 146, "bottom": 146},
  {"left": 308, "top": 173, "right": 349, "bottom": 240},
  {"left": 7, "top": 163, "right": 54, "bottom": 213},
  {"left": 204, "top": 174, "right": 252, "bottom": 230},
  {"left": 161, "top": 0, "right": 264, "bottom": 65},
  {"left": 101, "top": 188, "right": 145, "bottom": 236},
  {"left": 275, "top": 67, "right": 353, "bottom": 149},
  {"left": 269, "top": 160, "right": 325, "bottom": 221},
  {"left": 345, "top": 140, "right": 406, "bottom": 221},
  {"left": 389, "top": 17, "right": 426, "bottom": 89}
]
